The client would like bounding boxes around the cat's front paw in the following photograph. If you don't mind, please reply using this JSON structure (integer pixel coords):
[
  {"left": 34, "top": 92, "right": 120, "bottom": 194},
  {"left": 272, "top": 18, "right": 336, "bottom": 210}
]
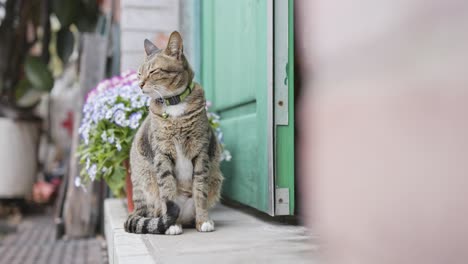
[
  {"left": 165, "top": 224, "right": 183, "bottom": 235},
  {"left": 196, "top": 219, "right": 215, "bottom": 232}
]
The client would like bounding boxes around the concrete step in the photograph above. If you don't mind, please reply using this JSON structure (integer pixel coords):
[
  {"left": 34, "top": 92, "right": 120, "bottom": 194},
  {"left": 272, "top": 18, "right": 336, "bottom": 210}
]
[{"left": 105, "top": 199, "right": 317, "bottom": 264}]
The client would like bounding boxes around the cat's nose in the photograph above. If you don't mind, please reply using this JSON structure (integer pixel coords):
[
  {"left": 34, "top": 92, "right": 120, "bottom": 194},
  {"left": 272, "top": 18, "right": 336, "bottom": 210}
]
[{"left": 139, "top": 81, "right": 145, "bottom": 89}]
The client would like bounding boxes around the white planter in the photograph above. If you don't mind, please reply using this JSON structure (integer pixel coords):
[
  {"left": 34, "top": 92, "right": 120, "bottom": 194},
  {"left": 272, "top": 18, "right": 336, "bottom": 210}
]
[{"left": 0, "top": 118, "right": 40, "bottom": 198}]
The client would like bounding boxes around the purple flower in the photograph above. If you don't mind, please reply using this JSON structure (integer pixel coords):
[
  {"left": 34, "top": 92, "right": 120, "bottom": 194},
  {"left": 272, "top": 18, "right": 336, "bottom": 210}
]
[
  {"left": 105, "top": 109, "right": 113, "bottom": 119},
  {"left": 216, "top": 130, "right": 224, "bottom": 144},
  {"left": 113, "top": 109, "right": 128, "bottom": 127},
  {"left": 101, "top": 131, "right": 107, "bottom": 142},
  {"left": 215, "top": 127, "right": 224, "bottom": 144},
  {"left": 79, "top": 124, "right": 90, "bottom": 145},
  {"left": 131, "top": 96, "right": 146, "bottom": 108},
  {"left": 74, "top": 177, "right": 82, "bottom": 187},
  {"left": 221, "top": 150, "right": 232, "bottom": 162},
  {"left": 129, "top": 112, "right": 143, "bottom": 129},
  {"left": 108, "top": 134, "right": 115, "bottom": 144},
  {"left": 116, "top": 142, "right": 122, "bottom": 151},
  {"left": 205, "top": 101, "right": 212, "bottom": 110},
  {"left": 88, "top": 164, "right": 97, "bottom": 181}
]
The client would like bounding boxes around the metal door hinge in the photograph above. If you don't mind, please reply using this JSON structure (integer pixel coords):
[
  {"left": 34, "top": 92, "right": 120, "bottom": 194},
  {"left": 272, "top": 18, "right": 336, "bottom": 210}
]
[
  {"left": 274, "top": 0, "right": 289, "bottom": 126},
  {"left": 275, "top": 188, "right": 290, "bottom": 215}
]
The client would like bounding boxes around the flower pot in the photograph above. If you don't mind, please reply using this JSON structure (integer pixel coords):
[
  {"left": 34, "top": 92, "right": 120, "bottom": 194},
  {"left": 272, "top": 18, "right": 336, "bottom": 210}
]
[
  {"left": 123, "top": 160, "right": 134, "bottom": 213},
  {"left": 0, "top": 118, "right": 40, "bottom": 198}
]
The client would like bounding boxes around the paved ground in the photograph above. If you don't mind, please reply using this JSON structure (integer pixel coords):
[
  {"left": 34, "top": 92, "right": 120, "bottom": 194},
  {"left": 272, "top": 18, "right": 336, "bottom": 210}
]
[
  {"left": 0, "top": 214, "right": 107, "bottom": 264},
  {"left": 106, "top": 199, "right": 318, "bottom": 264}
]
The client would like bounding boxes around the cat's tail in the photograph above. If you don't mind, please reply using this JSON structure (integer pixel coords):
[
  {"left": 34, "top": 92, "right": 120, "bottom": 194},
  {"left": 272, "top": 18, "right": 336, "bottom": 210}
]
[{"left": 124, "top": 201, "right": 180, "bottom": 234}]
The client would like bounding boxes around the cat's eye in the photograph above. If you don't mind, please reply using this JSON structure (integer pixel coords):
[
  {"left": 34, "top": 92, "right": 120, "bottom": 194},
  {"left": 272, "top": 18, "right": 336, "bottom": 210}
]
[
  {"left": 149, "top": 69, "right": 160, "bottom": 75},
  {"left": 160, "top": 68, "right": 174, "bottom": 73}
]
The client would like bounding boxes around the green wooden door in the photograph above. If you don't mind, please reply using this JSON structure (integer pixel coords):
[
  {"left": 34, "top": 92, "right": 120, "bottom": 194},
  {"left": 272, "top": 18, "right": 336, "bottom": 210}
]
[{"left": 201, "top": 0, "right": 294, "bottom": 215}]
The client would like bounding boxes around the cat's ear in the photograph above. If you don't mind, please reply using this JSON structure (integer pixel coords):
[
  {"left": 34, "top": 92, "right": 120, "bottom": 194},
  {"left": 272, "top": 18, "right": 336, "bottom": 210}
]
[
  {"left": 144, "top": 39, "right": 160, "bottom": 56},
  {"left": 165, "top": 31, "right": 183, "bottom": 60}
]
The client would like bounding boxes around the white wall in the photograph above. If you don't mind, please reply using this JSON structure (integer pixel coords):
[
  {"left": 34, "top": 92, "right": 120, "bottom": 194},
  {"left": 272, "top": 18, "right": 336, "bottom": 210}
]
[{"left": 120, "top": 0, "right": 180, "bottom": 71}]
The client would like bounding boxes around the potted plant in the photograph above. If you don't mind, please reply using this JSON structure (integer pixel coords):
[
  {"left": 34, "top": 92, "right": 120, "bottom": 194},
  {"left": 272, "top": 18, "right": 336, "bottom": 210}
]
[
  {"left": 76, "top": 71, "right": 231, "bottom": 212},
  {"left": 0, "top": 0, "right": 98, "bottom": 199}
]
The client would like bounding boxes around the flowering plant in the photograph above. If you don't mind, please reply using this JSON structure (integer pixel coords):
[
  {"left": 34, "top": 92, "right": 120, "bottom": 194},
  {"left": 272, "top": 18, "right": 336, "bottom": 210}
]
[{"left": 76, "top": 71, "right": 231, "bottom": 196}]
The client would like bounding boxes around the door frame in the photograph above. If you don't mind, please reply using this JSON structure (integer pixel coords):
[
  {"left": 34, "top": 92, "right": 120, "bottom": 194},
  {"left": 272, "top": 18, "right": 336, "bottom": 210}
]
[
  {"left": 267, "top": 0, "right": 275, "bottom": 216},
  {"left": 273, "top": 0, "right": 295, "bottom": 216},
  {"left": 265, "top": 0, "right": 296, "bottom": 216}
]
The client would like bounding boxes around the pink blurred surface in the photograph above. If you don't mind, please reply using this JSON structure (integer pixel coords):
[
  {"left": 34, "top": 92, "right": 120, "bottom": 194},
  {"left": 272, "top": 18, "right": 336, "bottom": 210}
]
[{"left": 297, "top": 0, "right": 468, "bottom": 263}]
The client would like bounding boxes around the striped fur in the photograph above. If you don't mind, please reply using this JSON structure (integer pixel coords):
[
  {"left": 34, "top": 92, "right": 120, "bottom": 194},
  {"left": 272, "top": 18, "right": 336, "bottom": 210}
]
[
  {"left": 124, "top": 31, "right": 223, "bottom": 235},
  {"left": 124, "top": 201, "right": 180, "bottom": 234}
]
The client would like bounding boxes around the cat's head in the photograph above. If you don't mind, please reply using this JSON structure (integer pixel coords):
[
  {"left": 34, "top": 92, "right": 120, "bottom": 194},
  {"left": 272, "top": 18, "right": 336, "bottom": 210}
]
[{"left": 137, "top": 31, "right": 194, "bottom": 99}]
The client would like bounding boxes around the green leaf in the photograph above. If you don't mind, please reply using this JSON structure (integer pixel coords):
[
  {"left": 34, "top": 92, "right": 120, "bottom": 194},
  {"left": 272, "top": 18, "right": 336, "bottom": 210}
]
[
  {"left": 24, "top": 56, "right": 54, "bottom": 91},
  {"left": 107, "top": 166, "right": 126, "bottom": 197},
  {"left": 56, "top": 28, "right": 75, "bottom": 65},
  {"left": 14, "top": 78, "right": 32, "bottom": 101}
]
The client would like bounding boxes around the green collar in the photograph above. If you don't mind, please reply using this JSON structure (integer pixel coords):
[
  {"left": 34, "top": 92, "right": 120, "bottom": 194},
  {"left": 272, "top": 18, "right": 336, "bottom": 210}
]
[
  {"left": 158, "top": 82, "right": 194, "bottom": 106},
  {"left": 157, "top": 82, "right": 194, "bottom": 119}
]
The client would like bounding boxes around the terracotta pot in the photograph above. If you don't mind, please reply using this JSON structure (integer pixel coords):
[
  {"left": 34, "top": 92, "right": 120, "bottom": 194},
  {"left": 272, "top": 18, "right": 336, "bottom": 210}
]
[{"left": 123, "top": 160, "right": 134, "bottom": 213}]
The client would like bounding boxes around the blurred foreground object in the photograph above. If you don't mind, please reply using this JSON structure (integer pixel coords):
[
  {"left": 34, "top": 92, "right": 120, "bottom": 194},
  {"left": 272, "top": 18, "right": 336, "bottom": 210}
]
[
  {"left": 297, "top": 0, "right": 468, "bottom": 263},
  {"left": 32, "top": 180, "right": 56, "bottom": 204},
  {"left": 62, "top": 33, "right": 107, "bottom": 238},
  {"left": 0, "top": 0, "right": 98, "bottom": 200},
  {"left": 0, "top": 119, "right": 40, "bottom": 198}
]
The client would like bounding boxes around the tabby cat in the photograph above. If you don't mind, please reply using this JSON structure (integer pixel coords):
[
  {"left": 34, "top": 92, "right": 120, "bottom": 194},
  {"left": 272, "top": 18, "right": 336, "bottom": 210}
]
[{"left": 124, "top": 31, "right": 223, "bottom": 235}]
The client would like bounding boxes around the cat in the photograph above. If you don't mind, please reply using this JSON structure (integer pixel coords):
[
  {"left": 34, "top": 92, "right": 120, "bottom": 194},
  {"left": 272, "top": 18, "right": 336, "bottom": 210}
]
[{"left": 124, "top": 31, "right": 223, "bottom": 235}]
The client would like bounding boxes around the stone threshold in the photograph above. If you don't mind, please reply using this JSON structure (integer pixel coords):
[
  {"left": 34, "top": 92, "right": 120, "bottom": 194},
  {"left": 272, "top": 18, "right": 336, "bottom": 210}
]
[{"left": 104, "top": 198, "right": 316, "bottom": 264}]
